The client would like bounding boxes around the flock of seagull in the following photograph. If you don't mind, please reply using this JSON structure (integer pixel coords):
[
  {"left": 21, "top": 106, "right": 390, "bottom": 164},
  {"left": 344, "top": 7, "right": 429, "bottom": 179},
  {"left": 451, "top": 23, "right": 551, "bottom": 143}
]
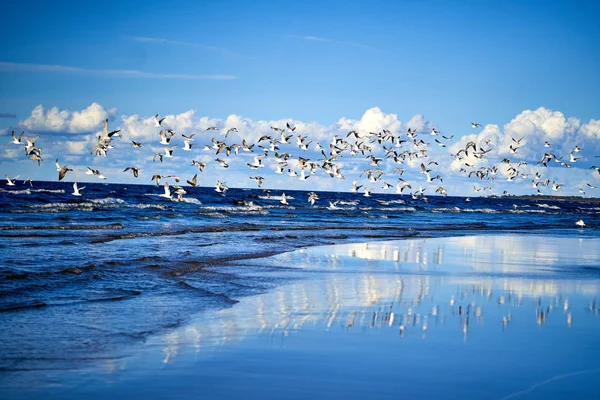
[{"left": 5, "top": 115, "right": 600, "bottom": 213}]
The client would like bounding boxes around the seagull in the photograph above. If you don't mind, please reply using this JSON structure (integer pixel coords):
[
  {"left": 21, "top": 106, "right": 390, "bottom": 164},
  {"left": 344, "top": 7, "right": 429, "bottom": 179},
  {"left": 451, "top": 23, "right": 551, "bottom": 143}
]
[
  {"left": 569, "top": 151, "right": 579, "bottom": 163},
  {"left": 286, "top": 122, "right": 296, "bottom": 132},
  {"left": 552, "top": 181, "right": 563, "bottom": 191},
  {"left": 191, "top": 160, "right": 206, "bottom": 171},
  {"left": 183, "top": 138, "right": 194, "bottom": 151},
  {"left": 206, "top": 126, "right": 219, "bottom": 131},
  {"left": 187, "top": 174, "right": 199, "bottom": 187},
  {"left": 132, "top": 141, "right": 143, "bottom": 148},
  {"left": 307, "top": 192, "right": 319, "bottom": 205},
  {"left": 363, "top": 187, "right": 372, "bottom": 197},
  {"left": 11, "top": 131, "right": 24, "bottom": 144},
  {"left": 72, "top": 182, "right": 85, "bottom": 196},
  {"left": 93, "top": 169, "right": 106, "bottom": 180},
  {"left": 58, "top": 166, "right": 73, "bottom": 181},
  {"left": 164, "top": 145, "right": 177, "bottom": 158},
  {"left": 544, "top": 141, "right": 552, "bottom": 148},
  {"left": 471, "top": 122, "right": 482, "bottom": 128},
  {"left": 434, "top": 139, "right": 446, "bottom": 147},
  {"left": 172, "top": 186, "right": 187, "bottom": 201},
  {"left": 215, "top": 181, "right": 228, "bottom": 195},
  {"left": 242, "top": 139, "right": 254, "bottom": 152},
  {"left": 153, "top": 153, "right": 164, "bottom": 163},
  {"left": 154, "top": 114, "right": 166, "bottom": 127},
  {"left": 102, "top": 118, "right": 121, "bottom": 139},
  {"left": 280, "top": 193, "right": 288, "bottom": 205},
  {"left": 576, "top": 219, "right": 586, "bottom": 228},
  {"left": 159, "top": 130, "right": 174, "bottom": 145},
  {"left": 55, "top": 159, "right": 62, "bottom": 172},
  {"left": 151, "top": 174, "right": 162, "bottom": 185},
  {"left": 216, "top": 158, "right": 229, "bottom": 168},
  {"left": 250, "top": 176, "right": 264, "bottom": 187},
  {"left": 124, "top": 167, "right": 140, "bottom": 178},
  {"left": 160, "top": 181, "right": 172, "bottom": 199},
  {"left": 5, "top": 174, "right": 19, "bottom": 186},
  {"left": 574, "top": 145, "right": 582, "bottom": 153},
  {"left": 225, "top": 127, "right": 238, "bottom": 137},
  {"left": 29, "top": 152, "right": 43, "bottom": 165}
]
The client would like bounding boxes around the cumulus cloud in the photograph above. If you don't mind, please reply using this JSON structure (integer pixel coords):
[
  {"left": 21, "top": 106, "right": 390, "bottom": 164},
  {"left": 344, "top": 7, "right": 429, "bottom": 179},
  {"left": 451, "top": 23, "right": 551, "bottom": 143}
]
[
  {"left": 19, "top": 103, "right": 117, "bottom": 134},
  {"left": 3, "top": 103, "right": 599, "bottom": 196}
]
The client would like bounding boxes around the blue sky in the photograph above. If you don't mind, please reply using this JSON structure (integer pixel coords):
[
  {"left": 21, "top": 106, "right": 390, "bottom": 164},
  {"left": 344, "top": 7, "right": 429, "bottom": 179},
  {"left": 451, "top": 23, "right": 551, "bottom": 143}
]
[{"left": 1, "top": 0, "right": 599, "bottom": 196}]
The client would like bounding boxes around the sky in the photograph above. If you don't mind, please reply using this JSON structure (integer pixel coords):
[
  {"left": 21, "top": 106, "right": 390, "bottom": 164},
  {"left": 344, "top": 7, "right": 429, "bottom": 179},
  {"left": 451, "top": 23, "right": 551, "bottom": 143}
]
[{"left": 1, "top": 0, "right": 599, "bottom": 196}]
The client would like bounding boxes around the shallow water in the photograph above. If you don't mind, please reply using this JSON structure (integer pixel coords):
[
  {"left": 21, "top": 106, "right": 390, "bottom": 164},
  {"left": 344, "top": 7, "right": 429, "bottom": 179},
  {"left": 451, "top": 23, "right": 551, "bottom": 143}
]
[{"left": 2, "top": 235, "right": 599, "bottom": 399}]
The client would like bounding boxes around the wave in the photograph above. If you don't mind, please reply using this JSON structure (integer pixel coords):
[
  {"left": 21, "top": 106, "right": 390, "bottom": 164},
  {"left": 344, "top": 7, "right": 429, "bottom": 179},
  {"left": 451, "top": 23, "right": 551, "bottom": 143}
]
[
  {"left": 174, "top": 197, "right": 202, "bottom": 204},
  {"left": 0, "top": 188, "right": 65, "bottom": 194},
  {"left": 537, "top": 203, "right": 561, "bottom": 210},
  {"left": 339, "top": 200, "right": 359, "bottom": 206},
  {"left": 376, "top": 199, "right": 406, "bottom": 206},
  {"left": 0, "top": 223, "right": 124, "bottom": 231}
]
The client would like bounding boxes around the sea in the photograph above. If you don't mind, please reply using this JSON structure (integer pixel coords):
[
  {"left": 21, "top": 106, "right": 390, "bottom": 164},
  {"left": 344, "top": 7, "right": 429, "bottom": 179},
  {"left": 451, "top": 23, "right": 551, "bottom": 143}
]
[{"left": 1, "top": 181, "right": 599, "bottom": 399}]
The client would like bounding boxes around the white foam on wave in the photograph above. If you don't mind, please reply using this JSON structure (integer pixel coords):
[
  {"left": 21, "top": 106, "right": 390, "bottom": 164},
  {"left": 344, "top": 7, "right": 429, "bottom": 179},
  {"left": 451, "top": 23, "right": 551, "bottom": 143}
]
[
  {"left": 173, "top": 197, "right": 202, "bottom": 204},
  {"left": 0, "top": 188, "right": 66, "bottom": 194},
  {"left": 376, "top": 199, "right": 406, "bottom": 206},
  {"left": 537, "top": 203, "right": 561, "bottom": 210},
  {"left": 379, "top": 207, "right": 416, "bottom": 212},
  {"left": 462, "top": 208, "right": 498, "bottom": 214},
  {"left": 198, "top": 205, "right": 268, "bottom": 215},
  {"left": 262, "top": 195, "right": 296, "bottom": 201},
  {"left": 339, "top": 200, "right": 359, "bottom": 206},
  {"left": 130, "top": 204, "right": 169, "bottom": 210}
]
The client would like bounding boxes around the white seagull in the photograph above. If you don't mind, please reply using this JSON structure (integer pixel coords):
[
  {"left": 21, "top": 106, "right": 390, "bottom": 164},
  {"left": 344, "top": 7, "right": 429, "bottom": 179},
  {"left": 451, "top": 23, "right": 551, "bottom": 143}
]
[
  {"left": 576, "top": 219, "right": 586, "bottom": 228},
  {"left": 72, "top": 182, "right": 85, "bottom": 196},
  {"left": 5, "top": 174, "right": 19, "bottom": 186},
  {"left": 154, "top": 114, "right": 166, "bottom": 127}
]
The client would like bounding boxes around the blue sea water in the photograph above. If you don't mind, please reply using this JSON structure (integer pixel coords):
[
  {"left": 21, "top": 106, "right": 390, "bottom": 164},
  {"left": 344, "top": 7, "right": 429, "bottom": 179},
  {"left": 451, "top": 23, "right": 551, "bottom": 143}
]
[{"left": 0, "top": 181, "right": 599, "bottom": 398}]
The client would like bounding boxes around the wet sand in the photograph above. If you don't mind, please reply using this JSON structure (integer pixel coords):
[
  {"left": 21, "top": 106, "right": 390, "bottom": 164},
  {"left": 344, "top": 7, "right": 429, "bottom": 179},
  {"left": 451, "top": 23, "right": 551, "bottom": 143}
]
[{"left": 2, "top": 234, "right": 600, "bottom": 399}]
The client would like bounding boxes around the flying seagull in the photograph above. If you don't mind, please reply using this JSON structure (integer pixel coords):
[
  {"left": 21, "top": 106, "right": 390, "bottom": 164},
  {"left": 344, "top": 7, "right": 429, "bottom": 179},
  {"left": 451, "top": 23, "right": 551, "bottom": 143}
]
[
  {"left": 154, "top": 114, "right": 166, "bottom": 127},
  {"left": 124, "top": 167, "right": 140, "bottom": 178},
  {"left": 72, "top": 182, "right": 85, "bottom": 196}
]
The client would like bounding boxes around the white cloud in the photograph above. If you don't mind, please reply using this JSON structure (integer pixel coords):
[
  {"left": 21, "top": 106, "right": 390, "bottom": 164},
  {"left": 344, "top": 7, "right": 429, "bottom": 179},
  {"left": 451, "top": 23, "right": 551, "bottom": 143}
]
[
  {"left": 581, "top": 119, "right": 600, "bottom": 139},
  {"left": 19, "top": 103, "right": 116, "bottom": 134}
]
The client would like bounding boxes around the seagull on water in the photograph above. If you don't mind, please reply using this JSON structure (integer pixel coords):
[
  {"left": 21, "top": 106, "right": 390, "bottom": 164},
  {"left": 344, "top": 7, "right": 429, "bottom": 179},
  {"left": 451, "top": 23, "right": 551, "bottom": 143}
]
[
  {"left": 576, "top": 219, "right": 586, "bottom": 228},
  {"left": 72, "top": 182, "right": 85, "bottom": 196}
]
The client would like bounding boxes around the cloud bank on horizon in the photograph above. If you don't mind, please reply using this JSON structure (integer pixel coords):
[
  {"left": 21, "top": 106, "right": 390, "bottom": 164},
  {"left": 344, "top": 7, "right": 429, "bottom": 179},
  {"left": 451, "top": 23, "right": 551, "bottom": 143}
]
[{"left": 2, "top": 102, "right": 599, "bottom": 197}]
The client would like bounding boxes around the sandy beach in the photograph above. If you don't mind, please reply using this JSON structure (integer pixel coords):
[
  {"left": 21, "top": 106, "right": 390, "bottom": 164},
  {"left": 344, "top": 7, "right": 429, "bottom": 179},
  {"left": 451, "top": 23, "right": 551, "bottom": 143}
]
[{"left": 2, "top": 234, "right": 599, "bottom": 400}]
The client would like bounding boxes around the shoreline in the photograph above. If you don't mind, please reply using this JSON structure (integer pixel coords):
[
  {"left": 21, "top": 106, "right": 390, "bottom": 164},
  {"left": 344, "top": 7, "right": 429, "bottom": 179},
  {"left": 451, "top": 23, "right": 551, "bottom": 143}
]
[{"left": 2, "top": 233, "right": 600, "bottom": 399}]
